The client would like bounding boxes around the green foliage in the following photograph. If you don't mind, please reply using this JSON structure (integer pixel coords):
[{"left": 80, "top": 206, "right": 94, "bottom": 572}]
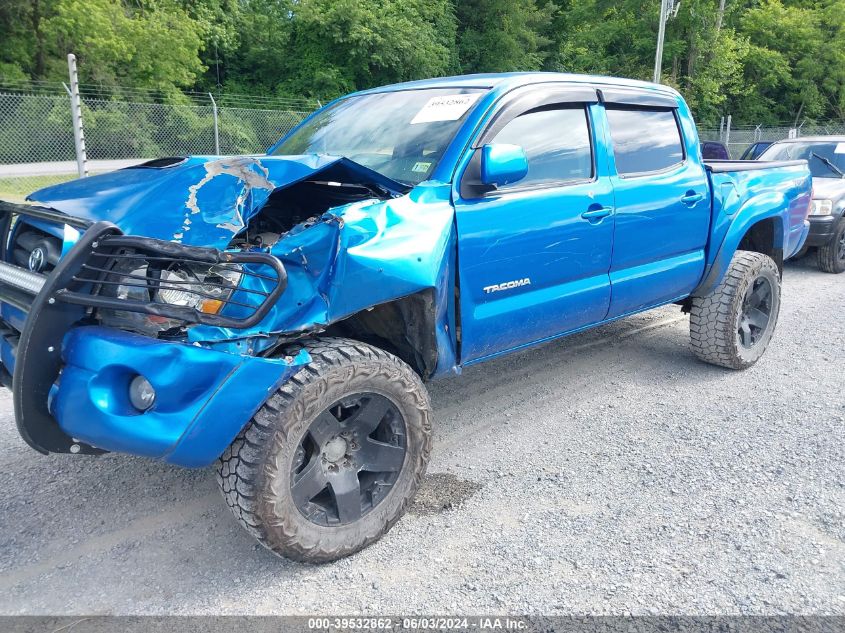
[
  {"left": 456, "top": 0, "right": 555, "bottom": 73},
  {"left": 0, "top": 0, "right": 843, "bottom": 125},
  {"left": 733, "top": 0, "right": 845, "bottom": 124},
  {"left": 277, "top": 0, "right": 458, "bottom": 98},
  {"left": 43, "top": 0, "right": 205, "bottom": 93},
  {"left": 547, "top": 0, "right": 657, "bottom": 79}
]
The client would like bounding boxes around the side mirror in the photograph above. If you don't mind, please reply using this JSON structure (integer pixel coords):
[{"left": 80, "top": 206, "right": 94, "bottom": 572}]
[{"left": 480, "top": 144, "right": 528, "bottom": 187}]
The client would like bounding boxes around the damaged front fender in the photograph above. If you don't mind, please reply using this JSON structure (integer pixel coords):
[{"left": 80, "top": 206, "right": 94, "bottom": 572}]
[
  {"left": 29, "top": 154, "right": 460, "bottom": 377},
  {"left": 190, "top": 181, "right": 460, "bottom": 377}
]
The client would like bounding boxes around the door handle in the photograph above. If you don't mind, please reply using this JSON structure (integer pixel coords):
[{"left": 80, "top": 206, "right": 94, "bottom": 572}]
[
  {"left": 681, "top": 192, "right": 705, "bottom": 205},
  {"left": 581, "top": 206, "right": 613, "bottom": 221}
]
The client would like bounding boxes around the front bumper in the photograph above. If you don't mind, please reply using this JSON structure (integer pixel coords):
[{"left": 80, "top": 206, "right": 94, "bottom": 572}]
[
  {"left": 804, "top": 215, "right": 839, "bottom": 247},
  {"left": 53, "top": 326, "right": 306, "bottom": 467},
  {"left": 0, "top": 201, "right": 295, "bottom": 466}
]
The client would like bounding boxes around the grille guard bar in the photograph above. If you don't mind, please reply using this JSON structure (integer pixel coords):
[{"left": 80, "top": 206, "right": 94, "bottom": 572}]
[
  {"left": 0, "top": 201, "right": 288, "bottom": 456},
  {"left": 58, "top": 234, "right": 288, "bottom": 329},
  {"left": 0, "top": 201, "right": 288, "bottom": 329}
]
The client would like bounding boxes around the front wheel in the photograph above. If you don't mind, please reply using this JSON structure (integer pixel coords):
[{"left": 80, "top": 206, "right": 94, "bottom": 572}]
[
  {"left": 217, "top": 338, "right": 432, "bottom": 563},
  {"left": 689, "top": 250, "right": 781, "bottom": 370},
  {"left": 817, "top": 217, "right": 845, "bottom": 274}
]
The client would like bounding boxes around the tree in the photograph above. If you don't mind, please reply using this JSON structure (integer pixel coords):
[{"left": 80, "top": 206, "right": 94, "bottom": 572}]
[
  {"left": 734, "top": 0, "right": 845, "bottom": 123},
  {"left": 546, "top": 0, "right": 656, "bottom": 79},
  {"left": 456, "top": 0, "right": 555, "bottom": 73},
  {"left": 0, "top": 0, "right": 842, "bottom": 125},
  {"left": 0, "top": 0, "right": 52, "bottom": 81},
  {"left": 277, "top": 0, "right": 457, "bottom": 99},
  {"left": 43, "top": 0, "right": 205, "bottom": 93}
]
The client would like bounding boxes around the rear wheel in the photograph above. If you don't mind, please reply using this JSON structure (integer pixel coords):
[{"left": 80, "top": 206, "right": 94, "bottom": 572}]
[
  {"left": 817, "top": 217, "right": 845, "bottom": 274},
  {"left": 217, "top": 338, "right": 432, "bottom": 563},
  {"left": 689, "top": 250, "right": 781, "bottom": 369}
]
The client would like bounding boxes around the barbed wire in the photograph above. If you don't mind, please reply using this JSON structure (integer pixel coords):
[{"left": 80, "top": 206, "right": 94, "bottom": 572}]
[{"left": 0, "top": 78, "right": 319, "bottom": 110}]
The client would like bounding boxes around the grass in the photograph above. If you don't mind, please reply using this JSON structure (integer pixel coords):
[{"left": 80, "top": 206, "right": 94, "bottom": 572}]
[{"left": 0, "top": 173, "right": 84, "bottom": 203}]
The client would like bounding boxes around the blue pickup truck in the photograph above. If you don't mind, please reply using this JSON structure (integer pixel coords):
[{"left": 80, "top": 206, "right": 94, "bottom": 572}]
[{"left": 0, "top": 73, "right": 811, "bottom": 562}]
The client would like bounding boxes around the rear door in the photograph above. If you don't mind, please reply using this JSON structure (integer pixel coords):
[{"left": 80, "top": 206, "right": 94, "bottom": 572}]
[
  {"left": 601, "top": 90, "right": 711, "bottom": 318},
  {"left": 454, "top": 87, "right": 616, "bottom": 363}
]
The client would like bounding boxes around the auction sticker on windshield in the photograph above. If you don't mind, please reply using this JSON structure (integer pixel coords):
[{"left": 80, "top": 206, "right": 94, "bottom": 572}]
[{"left": 411, "top": 93, "right": 481, "bottom": 124}]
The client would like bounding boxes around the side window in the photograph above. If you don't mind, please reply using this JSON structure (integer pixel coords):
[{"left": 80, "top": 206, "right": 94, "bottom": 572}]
[
  {"left": 606, "top": 107, "right": 684, "bottom": 175},
  {"left": 491, "top": 106, "right": 593, "bottom": 189}
]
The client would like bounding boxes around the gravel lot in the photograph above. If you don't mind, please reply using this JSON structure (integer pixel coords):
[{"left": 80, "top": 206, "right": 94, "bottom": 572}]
[{"left": 0, "top": 258, "right": 842, "bottom": 615}]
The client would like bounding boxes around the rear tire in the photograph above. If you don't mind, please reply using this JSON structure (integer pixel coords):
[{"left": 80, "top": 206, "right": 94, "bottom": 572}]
[
  {"left": 689, "top": 250, "right": 781, "bottom": 370},
  {"left": 217, "top": 337, "right": 432, "bottom": 563},
  {"left": 817, "top": 217, "right": 845, "bottom": 274}
]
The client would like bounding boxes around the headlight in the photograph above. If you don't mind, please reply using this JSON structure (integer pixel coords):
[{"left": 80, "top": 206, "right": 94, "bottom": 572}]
[
  {"left": 98, "top": 257, "right": 243, "bottom": 334},
  {"left": 155, "top": 264, "right": 243, "bottom": 315},
  {"left": 156, "top": 264, "right": 243, "bottom": 315},
  {"left": 810, "top": 199, "right": 833, "bottom": 216}
]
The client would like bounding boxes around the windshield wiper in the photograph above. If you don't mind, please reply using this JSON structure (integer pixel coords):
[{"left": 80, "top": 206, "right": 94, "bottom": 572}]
[{"left": 811, "top": 152, "right": 845, "bottom": 178}]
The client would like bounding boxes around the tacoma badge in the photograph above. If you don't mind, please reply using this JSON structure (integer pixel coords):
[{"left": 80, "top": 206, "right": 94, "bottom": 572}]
[{"left": 483, "top": 278, "right": 532, "bottom": 294}]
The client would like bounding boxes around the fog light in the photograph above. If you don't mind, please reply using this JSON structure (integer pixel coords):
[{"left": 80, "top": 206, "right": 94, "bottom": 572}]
[{"left": 129, "top": 375, "right": 156, "bottom": 411}]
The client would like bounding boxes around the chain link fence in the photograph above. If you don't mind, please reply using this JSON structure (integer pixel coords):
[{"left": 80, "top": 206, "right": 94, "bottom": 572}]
[
  {"left": 0, "top": 83, "right": 315, "bottom": 202},
  {"left": 699, "top": 121, "right": 845, "bottom": 159},
  {"left": 3, "top": 82, "right": 845, "bottom": 203}
]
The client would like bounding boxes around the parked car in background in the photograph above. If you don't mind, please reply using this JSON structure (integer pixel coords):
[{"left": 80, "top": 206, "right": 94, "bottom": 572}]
[
  {"left": 758, "top": 137, "right": 845, "bottom": 273},
  {"left": 702, "top": 141, "right": 730, "bottom": 160},
  {"left": 0, "top": 72, "right": 812, "bottom": 562},
  {"left": 741, "top": 141, "right": 774, "bottom": 161}
]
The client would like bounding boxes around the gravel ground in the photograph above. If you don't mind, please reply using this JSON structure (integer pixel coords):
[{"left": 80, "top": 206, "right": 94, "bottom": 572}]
[{"left": 0, "top": 258, "right": 842, "bottom": 615}]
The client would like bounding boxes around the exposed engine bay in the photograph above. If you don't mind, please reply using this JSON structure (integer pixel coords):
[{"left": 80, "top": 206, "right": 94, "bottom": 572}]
[
  {"left": 91, "top": 160, "right": 405, "bottom": 339},
  {"left": 229, "top": 163, "right": 402, "bottom": 251}
]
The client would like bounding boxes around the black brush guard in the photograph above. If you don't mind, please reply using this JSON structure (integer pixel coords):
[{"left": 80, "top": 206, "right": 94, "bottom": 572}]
[{"left": 0, "top": 200, "right": 287, "bottom": 456}]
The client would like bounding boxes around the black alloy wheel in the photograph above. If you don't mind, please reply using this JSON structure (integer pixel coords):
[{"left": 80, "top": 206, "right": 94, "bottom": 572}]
[
  {"left": 290, "top": 393, "right": 407, "bottom": 527},
  {"left": 737, "top": 276, "right": 773, "bottom": 349}
]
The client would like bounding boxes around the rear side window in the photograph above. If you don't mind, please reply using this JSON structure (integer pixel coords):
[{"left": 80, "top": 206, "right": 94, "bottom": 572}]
[
  {"left": 491, "top": 106, "right": 593, "bottom": 189},
  {"left": 606, "top": 107, "right": 684, "bottom": 175}
]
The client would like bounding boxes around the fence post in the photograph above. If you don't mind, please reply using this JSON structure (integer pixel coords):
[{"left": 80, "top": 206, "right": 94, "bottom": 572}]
[
  {"left": 209, "top": 93, "right": 220, "bottom": 155},
  {"left": 66, "top": 54, "right": 88, "bottom": 177},
  {"left": 725, "top": 114, "right": 732, "bottom": 149},
  {"left": 718, "top": 116, "right": 725, "bottom": 143}
]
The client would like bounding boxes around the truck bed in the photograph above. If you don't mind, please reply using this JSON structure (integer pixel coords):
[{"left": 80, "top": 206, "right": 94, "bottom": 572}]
[
  {"left": 702, "top": 159, "right": 812, "bottom": 285},
  {"left": 704, "top": 159, "right": 807, "bottom": 172}
]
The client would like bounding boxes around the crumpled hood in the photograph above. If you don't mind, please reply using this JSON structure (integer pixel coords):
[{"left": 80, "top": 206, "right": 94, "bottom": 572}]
[
  {"left": 27, "top": 155, "right": 407, "bottom": 249},
  {"left": 811, "top": 176, "right": 845, "bottom": 201}
]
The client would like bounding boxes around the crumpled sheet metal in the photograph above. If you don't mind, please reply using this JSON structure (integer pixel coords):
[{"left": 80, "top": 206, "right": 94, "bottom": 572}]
[
  {"left": 28, "top": 154, "right": 405, "bottom": 247},
  {"left": 29, "top": 154, "right": 460, "bottom": 375},
  {"left": 188, "top": 181, "right": 460, "bottom": 376}
]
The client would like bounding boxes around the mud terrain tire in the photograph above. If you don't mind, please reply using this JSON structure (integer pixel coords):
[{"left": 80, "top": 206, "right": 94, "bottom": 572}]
[
  {"left": 690, "top": 250, "right": 781, "bottom": 370},
  {"left": 217, "top": 337, "right": 432, "bottom": 563}
]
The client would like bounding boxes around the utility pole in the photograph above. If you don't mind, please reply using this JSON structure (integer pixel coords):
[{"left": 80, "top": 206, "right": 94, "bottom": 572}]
[
  {"left": 653, "top": 0, "right": 680, "bottom": 84},
  {"left": 653, "top": 0, "right": 669, "bottom": 83}
]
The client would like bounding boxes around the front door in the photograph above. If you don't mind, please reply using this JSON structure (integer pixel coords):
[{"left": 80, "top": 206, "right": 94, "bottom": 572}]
[{"left": 454, "top": 102, "right": 615, "bottom": 363}]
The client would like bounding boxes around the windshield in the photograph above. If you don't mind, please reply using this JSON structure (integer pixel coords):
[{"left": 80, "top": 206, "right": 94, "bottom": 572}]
[
  {"left": 758, "top": 141, "right": 845, "bottom": 178},
  {"left": 271, "top": 88, "right": 487, "bottom": 185}
]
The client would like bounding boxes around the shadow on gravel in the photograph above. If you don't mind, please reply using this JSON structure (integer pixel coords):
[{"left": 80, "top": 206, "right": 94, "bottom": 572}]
[{"left": 409, "top": 473, "right": 481, "bottom": 515}]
